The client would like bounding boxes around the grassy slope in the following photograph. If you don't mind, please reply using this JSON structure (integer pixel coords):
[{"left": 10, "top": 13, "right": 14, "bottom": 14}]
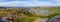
[
  {"left": 38, "top": 8, "right": 60, "bottom": 18},
  {"left": 0, "top": 8, "right": 60, "bottom": 22},
  {"left": 16, "top": 8, "right": 60, "bottom": 22}
]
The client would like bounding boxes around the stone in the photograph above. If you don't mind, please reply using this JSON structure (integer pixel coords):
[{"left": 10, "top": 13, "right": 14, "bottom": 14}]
[{"left": 47, "top": 15, "right": 60, "bottom": 22}]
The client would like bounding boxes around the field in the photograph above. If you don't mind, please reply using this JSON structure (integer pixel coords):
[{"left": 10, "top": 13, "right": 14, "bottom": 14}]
[{"left": 0, "top": 7, "right": 60, "bottom": 22}]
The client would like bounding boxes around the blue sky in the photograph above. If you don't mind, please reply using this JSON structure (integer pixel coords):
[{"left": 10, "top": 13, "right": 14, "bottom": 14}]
[{"left": 0, "top": 0, "right": 60, "bottom": 7}]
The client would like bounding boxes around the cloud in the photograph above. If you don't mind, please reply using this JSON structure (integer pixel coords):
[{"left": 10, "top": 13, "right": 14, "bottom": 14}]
[
  {"left": 0, "top": 0, "right": 60, "bottom": 7},
  {"left": 0, "top": 1, "right": 37, "bottom": 7},
  {"left": 0, "top": 0, "right": 16, "bottom": 2},
  {"left": 55, "top": 0, "right": 60, "bottom": 3},
  {"left": 33, "top": 0, "right": 60, "bottom": 6}
]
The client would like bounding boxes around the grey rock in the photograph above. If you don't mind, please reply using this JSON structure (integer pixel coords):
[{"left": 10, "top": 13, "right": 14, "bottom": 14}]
[{"left": 47, "top": 15, "right": 60, "bottom": 22}]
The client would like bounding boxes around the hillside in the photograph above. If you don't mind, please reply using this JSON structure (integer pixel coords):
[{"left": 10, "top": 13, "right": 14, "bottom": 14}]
[{"left": 0, "top": 7, "right": 60, "bottom": 22}]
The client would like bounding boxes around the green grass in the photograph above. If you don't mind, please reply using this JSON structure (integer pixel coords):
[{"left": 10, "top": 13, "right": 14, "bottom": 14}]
[
  {"left": 47, "top": 8, "right": 60, "bottom": 14},
  {"left": 16, "top": 17, "right": 36, "bottom": 22},
  {"left": 1, "top": 8, "right": 60, "bottom": 22},
  {"left": 41, "top": 8, "right": 60, "bottom": 18},
  {"left": 22, "top": 17, "right": 36, "bottom": 22},
  {"left": 25, "top": 14, "right": 34, "bottom": 17},
  {"left": 16, "top": 12, "right": 36, "bottom": 22}
]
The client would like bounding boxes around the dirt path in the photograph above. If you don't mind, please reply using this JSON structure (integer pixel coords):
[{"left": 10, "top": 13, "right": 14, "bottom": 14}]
[{"left": 34, "top": 18, "right": 48, "bottom": 22}]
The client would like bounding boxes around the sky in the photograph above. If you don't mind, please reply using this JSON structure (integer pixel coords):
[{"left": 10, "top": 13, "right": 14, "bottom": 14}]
[{"left": 0, "top": 0, "right": 60, "bottom": 7}]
